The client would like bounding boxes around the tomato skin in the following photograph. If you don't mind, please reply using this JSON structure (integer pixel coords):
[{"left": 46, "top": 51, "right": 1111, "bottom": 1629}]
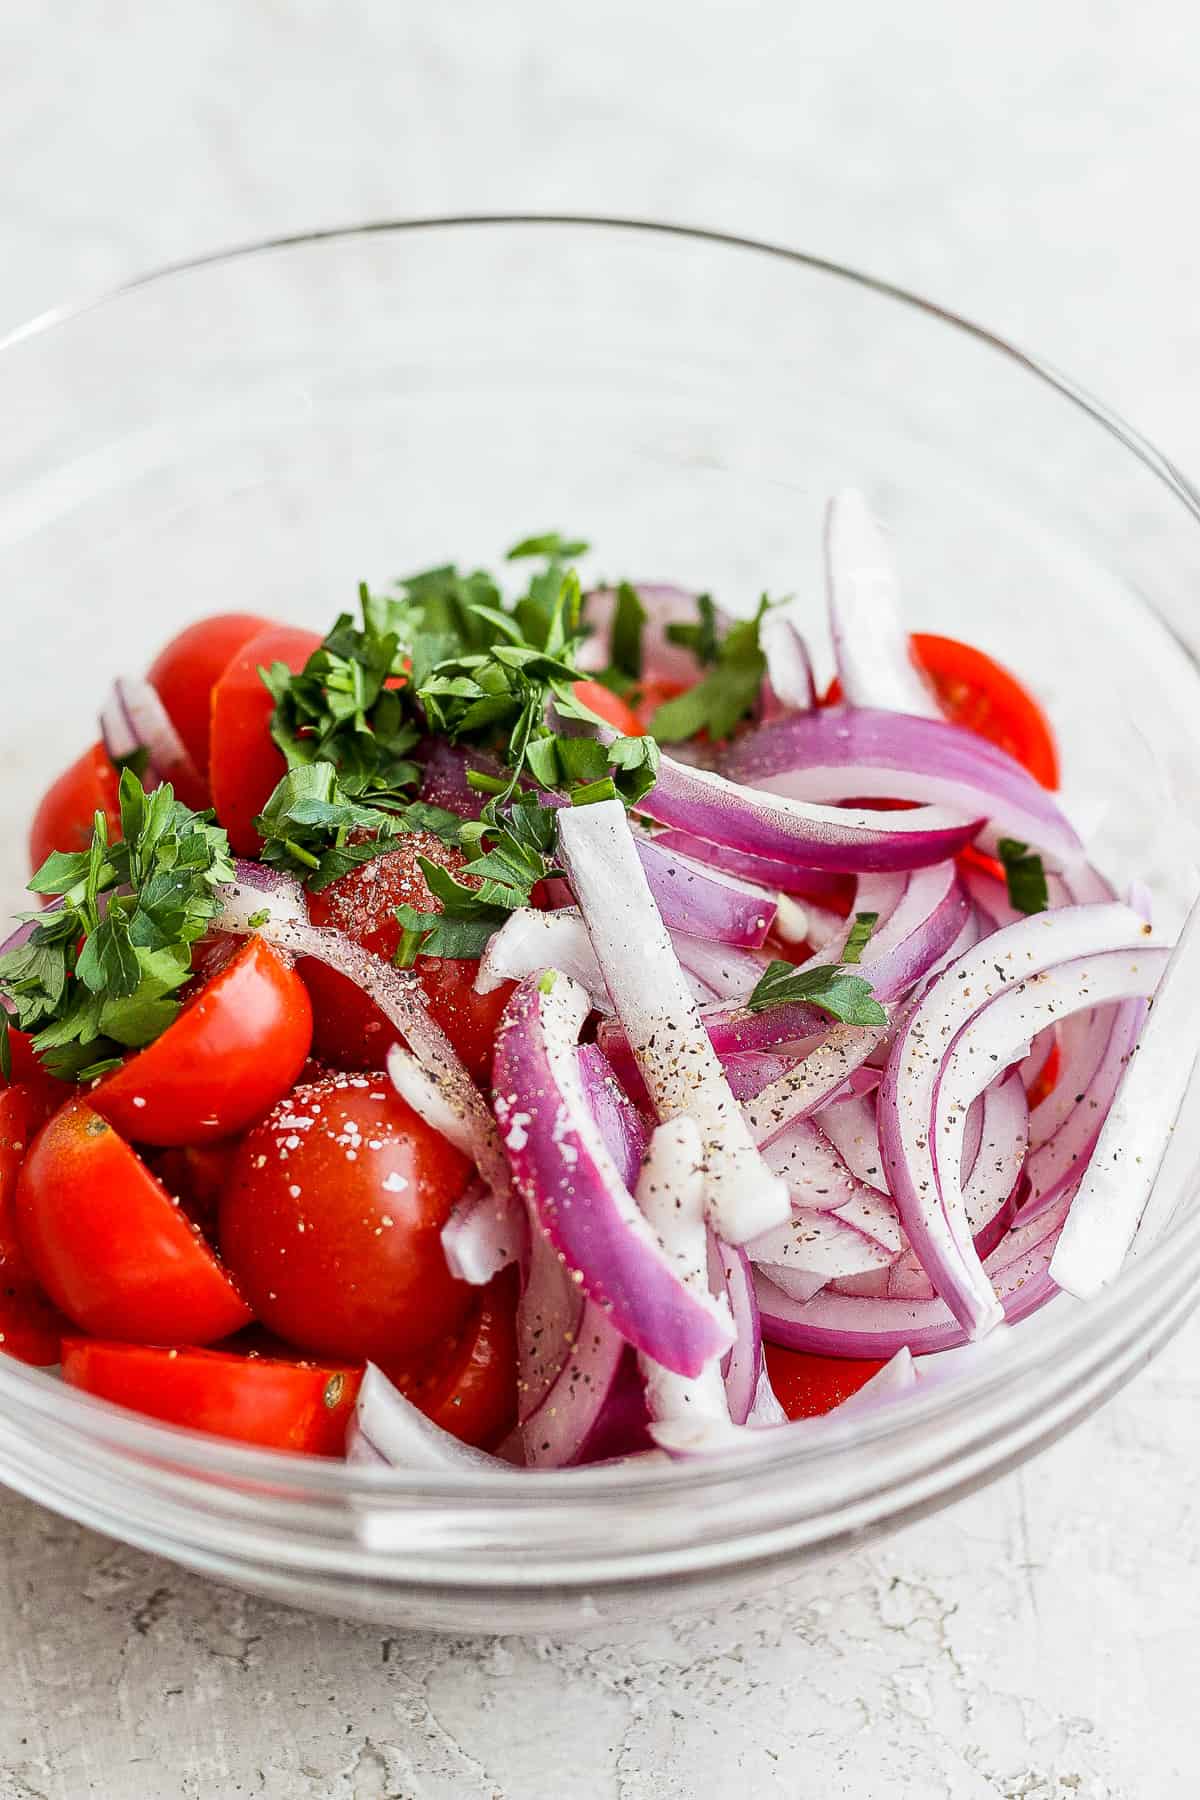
[
  {"left": 382, "top": 1268, "right": 518, "bottom": 1450},
  {"left": 219, "top": 1074, "right": 473, "bottom": 1364},
  {"left": 61, "top": 1340, "right": 362, "bottom": 1456},
  {"left": 763, "top": 1343, "right": 887, "bottom": 1419},
  {"left": 0, "top": 1083, "right": 74, "bottom": 1363},
  {"left": 1, "top": 1029, "right": 72, "bottom": 1123},
  {"left": 16, "top": 1098, "right": 253, "bottom": 1343},
  {"left": 209, "top": 624, "right": 323, "bottom": 856},
  {"left": 147, "top": 613, "right": 274, "bottom": 781},
  {"left": 571, "top": 679, "right": 645, "bottom": 737},
  {"left": 632, "top": 675, "right": 689, "bottom": 734},
  {"left": 92, "top": 935, "right": 313, "bottom": 1147},
  {"left": 302, "top": 834, "right": 514, "bottom": 1080},
  {"left": 28, "top": 742, "right": 121, "bottom": 876},
  {"left": 822, "top": 633, "right": 1059, "bottom": 789}
]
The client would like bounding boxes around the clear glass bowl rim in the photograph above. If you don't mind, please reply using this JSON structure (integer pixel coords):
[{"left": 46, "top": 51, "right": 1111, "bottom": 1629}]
[{"left": 2, "top": 212, "right": 1199, "bottom": 1592}]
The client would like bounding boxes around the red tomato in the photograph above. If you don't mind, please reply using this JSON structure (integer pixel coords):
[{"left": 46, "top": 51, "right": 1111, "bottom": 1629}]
[
  {"left": 382, "top": 1268, "right": 518, "bottom": 1450},
  {"left": 822, "top": 633, "right": 1059, "bottom": 789},
  {"left": 209, "top": 624, "right": 323, "bottom": 856},
  {"left": 0, "top": 1082, "right": 73, "bottom": 1363},
  {"left": 1, "top": 1029, "right": 71, "bottom": 1122},
  {"left": 91, "top": 935, "right": 313, "bottom": 1147},
  {"left": 570, "top": 679, "right": 645, "bottom": 737},
  {"left": 632, "top": 675, "right": 689, "bottom": 734},
  {"left": 61, "top": 1339, "right": 362, "bottom": 1456},
  {"left": 763, "top": 1343, "right": 887, "bottom": 1419},
  {"left": 148, "top": 1140, "right": 243, "bottom": 1242},
  {"left": 16, "top": 1098, "right": 252, "bottom": 1343},
  {"left": 302, "top": 833, "right": 514, "bottom": 1080},
  {"left": 28, "top": 741, "right": 121, "bottom": 876},
  {"left": 219, "top": 1073, "right": 473, "bottom": 1363},
  {"left": 147, "top": 612, "right": 274, "bottom": 781},
  {"left": 1026, "top": 1040, "right": 1061, "bottom": 1111}
]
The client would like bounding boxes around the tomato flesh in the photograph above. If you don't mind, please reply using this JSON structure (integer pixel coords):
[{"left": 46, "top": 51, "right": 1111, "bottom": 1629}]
[
  {"left": 571, "top": 679, "right": 645, "bottom": 737},
  {"left": 16, "top": 1098, "right": 252, "bottom": 1343},
  {"left": 147, "top": 612, "right": 274, "bottom": 781},
  {"left": 822, "top": 633, "right": 1059, "bottom": 788},
  {"left": 209, "top": 624, "right": 323, "bottom": 856},
  {"left": 302, "top": 833, "right": 514, "bottom": 1080},
  {"left": 61, "top": 1339, "right": 362, "bottom": 1456},
  {"left": 92, "top": 934, "right": 313, "bottom": 1147},
  {"left": 763, "top": 1343, "right": 887, "bottom": 1419},
  {"left": 28, "top": 741, "right": 121, "bottom": 876},
  {"left": 632, "top": 675, "right": 688, "bottom": 734},
  {"left": 382, "top": 1268, "right": 518, "bottom": 1450},
  {"left": 219, "top": 1073, "right": 473, "bottom": 1363}
]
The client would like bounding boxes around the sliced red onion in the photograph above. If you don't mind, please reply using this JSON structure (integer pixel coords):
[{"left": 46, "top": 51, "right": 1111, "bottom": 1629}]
[
  {"left": 646, "top": 831, "right": 856, "bottom": 906},
  {"left": 756, "top": 1179, "right": 1079, "bottom": 1358},
  {"left": 1020, "top": 1023, "right": 1057, "bottom": 1095},
  {"left": 829, "top": 1345, "right": 918, "bottom": 1414},
  {"left": 556, "top": 799, "right": 790, "bottom": 1245},
  {"left": 493, "top": 972, "right": 734, "bottom": 1376},
  {"left": 773, "top": 893, "right": 847, "bottom": 953},
  {"left": 576, "top": 1042, "right": 651, "bottom": 1185},
  {"left": 516, "top": 1217, "right": 582, "bottom": 1426},
  {"left": 217, "top": 863, "right": 310, "bottom": 932},
  {"left": 824, "top": 489, "right": 940, "bottom": 718},
  {"left": 721, "top": 707, "right": 1081, "bottom": 868},
  {"left": 744, "top": 1026, "right": 892, "bottom": 1141},
  {"left": 636, "top": 1119, "right": 730, "bottom": 1430},
  {"left": 100, "top": 676, "right": 205, "bottom": 802},
  {"left": 818, "top": 1091, "right": 886, "bottom": 1187},
  {"left": 521, "top": 1300, "right": 650, "bottom": 1469},
  {"left": 638, "top": 750, "right": 984, "bottom": 874},
  {"left": 746, "top": 1359, "right": 788, "bottom": 1425},
  {"left": 633, "top": 835, "right": 777, "bottom": 948},
  {"left": 757, "top": 1117, "right": 902, "bottom": 1246},
  {"left": 1051, "top": 894, "right": 1200, "bottom": 1297},
  {"left": 440, "top": 1182, "right": 526, "bottom": 1286},
  {"left": 753, "top": 1207, "right": 896, "bottom": 1294},
  {"left": 349, "top": 1364, "right": 514, "bottom": 1472},
  {"left": 760, "top": 610, "right": 817, "bottom": 716},
  {"left": 880, "top": 903, "right": 1161, "bottom": 1337},
  {"left": 709, "top": 1238, "right": 761, "bottom": 1426},
  {"left": 416, "top": 740, "right": 496, "bottom": 818}
]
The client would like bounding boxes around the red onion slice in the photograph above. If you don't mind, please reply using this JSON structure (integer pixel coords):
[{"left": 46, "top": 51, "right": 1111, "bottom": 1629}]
[
  {"left": 100, "top": 676, "right": 206, "bottom": 803},
  {"left": 825, "top": 489, "right": 940, "bottom": 718},
  {"left": 1015, "top": 998, "right": 1145, "bottom": 1227},
  {"left": 646, "top": 832, "right": 856, "bottom": 906},
  {"left": 579, "top": 583, "right": 729, "bottom": 686},
  {"left": 720, "top": 707, "right": 1080, "bottom": 867},
  {"left": 636, "top": 1119, "right": 731, "bottom": 1430},
  {"left": 1052, "top": 894, "right": 1200, "bottom": 1296},
  {"left": 520, "top": 1300, "right": 649, "bottom": 1469},
  {"left": 760, "top": 611, "right": 817, "bottom": 716},
  {"left": 556, "top": 799, "right": 790, "bottom": 1245},
  {"left": 440, "top": 1182, "right": 526, "bottom": 1286},
  {"left": 880, "top": 904, "right": 1161, "bottom": 1337},
  {"left": 493, "top": 972, "right": 734, "bottom": 1376},
  {"left": 634, "top": 835, "right": 778, "bottom": 948},
  {"left": 709, "top": 1238, "right": 761, "bottom": 1426},
  {"left": 349, "top": 1364, "right": 514, "bottom": 1473}
]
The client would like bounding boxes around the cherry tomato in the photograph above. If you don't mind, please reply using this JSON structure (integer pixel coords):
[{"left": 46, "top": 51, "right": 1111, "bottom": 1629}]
[
  {"left": 631, "top": 675, "right": 689, "bottom": 735},
  {"left": 1026, "top": 1040, "right": 1061, "bottom": 1111},
  {"left": 302, "top": 832, "right": 514, "bottom": 1080},
  {"left": 209, "top": 624, "right": 323, "bottom": 856},
  {"left": 1, "top": 1028, "right": 72, "bottom": 1122},
  {"left": 570, "top": 679, "right": 645, "bottom": 737},
  {"left": 219, "top": 1073, "right": 473, "bottom": 1363},
  {"left": 822, "top": 633, "right": 1059, "bottom": 788},
  {"left": 147, "top": 612, "right": 274, "bottom": 781},
  {"left": 28, "top": 741, "right": 121, "bottom": 876},
  {"left": 16, "top": 1098, "right": 253, "bottom": 1343},
  {"left": 61, "top": 1339, "right": 362, "bottom": 1456},
  {"left": 92, "top": 935, "right": 313, "bottom": 1147},
  {"left": 763, "top": 1343, "right": 887, "bottom": 1419},
  {"left": 0, "top": 1082, "right": 74, "bottom": 1363},
  {"left": 382, "top": 1268, "right": 518, "bottom": 1450},
  {"left": 148, "top": 1140, "right": 242, "bottom": 1242}
]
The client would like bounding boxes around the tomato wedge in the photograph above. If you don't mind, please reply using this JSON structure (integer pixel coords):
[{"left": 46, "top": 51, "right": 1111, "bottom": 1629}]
[
  {"left": 61, "top": 1340, "right": 361, "bottom": 1455},
  {"left": 571, "top": 679, "right": 645, "bottom": 737},
  {"left": 631, "top": 675, "right": 689, "bottom": 734},
  {"left": 92, "top": 934, "right": 313, "bottom": 1147},
  {"left": 209, "top": 624, "right": 323, "bottom": 856},
  {"left": 28, "top": 741, "right": 122, "bottom": 876},
  {"left": 147, "top": 612, "right": 275, "bottom": 781},
  {"left": 822, "top": 633, "right": 1059, "bottom": 788},
  {"left": 383, "top": 1268, "right": 518, "bottom": 1450},
  {"left": 16, "top": 1098, "right": 253, "bottom": 1343},
  {"left": 763, "top": 1343, "right": 887, "bottom": 1419}
]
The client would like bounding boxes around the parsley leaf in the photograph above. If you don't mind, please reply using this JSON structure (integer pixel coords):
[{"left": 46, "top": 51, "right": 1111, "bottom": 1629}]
[
  {"left": 0, "top": 771, "right": 235, "bottom": 1082},
  {"left": 254, "top": 763, "right": 461, "bottom": 892},
  {"left": 608, "top": 582, "right": 646, "bottom": 682},
  {"left": 997, "top": 838, "right": 1049, "bottom": 915},
  {"left": 841, "top": 911, "right": 880, "bottom": 965},
  {"left": 745, "top": 960, "right": 887, "bottom": 1026},
  {"left": 507, "top": 532, "right": 590, "bottom": 562},
  {"left": 650, "top": 597, "right": 773, "bottom": 743}
]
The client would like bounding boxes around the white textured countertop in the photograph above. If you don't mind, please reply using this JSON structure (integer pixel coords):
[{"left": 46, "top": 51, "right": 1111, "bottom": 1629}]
[{"left": 4, "top": 4, "right": 1200, "bottom": 1794}]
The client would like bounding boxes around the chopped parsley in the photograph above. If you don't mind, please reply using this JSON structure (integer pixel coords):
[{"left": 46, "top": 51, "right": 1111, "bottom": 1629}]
[
  {"left": 997, "top": 838, "right": 1049, "bottom": 915},
  {"left": 0, "top": 771, "right": 235, "bottom": 1081},
  {"left": 745, "top": 960, "right": 887, "bottom": 1026},
  {"left": 646, "top": 595, "right": 773, "bottom": 744},
  {"left": 841, "top": 910, "right": 880, "bottom": 965}
]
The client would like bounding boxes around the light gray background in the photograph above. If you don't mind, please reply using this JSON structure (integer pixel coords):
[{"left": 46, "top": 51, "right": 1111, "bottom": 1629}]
[{"left": 3, "top": 4, "right": 1199, "bottom": 1795}]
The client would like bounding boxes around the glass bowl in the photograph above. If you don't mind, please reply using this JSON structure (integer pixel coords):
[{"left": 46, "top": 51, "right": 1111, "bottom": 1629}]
[{"left": 2, "top": 215, "right": 1200, "bottom": 1634}]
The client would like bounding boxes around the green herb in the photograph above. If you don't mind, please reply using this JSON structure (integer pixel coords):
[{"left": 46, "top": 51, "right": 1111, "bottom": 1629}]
[
  {"left": 608, "top": 582, "right": 646, "bottom": 682},
  {"left": 254, "top": 763, "right": 461, "bottom": 892},
  {"left": 649, "top": 596, "right": 773, "bottom": 743},
  {"left": 507, "top": 532, "right": 590, "bottom": 562},
  {"left": 246, "top": 908, "right": 270, "bottom": 930},
  {"left": 745, "top": 960, "right": 887, "bottom": 1026},
  {"left": 997, "top": 838, "right": 1049, "bottom": 915},
  {"left": 841, "top": 911, "right": 880, "bottom": 965},
  {"left": 0, "top": 771, "right": 235, "bottom": 1081}
]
